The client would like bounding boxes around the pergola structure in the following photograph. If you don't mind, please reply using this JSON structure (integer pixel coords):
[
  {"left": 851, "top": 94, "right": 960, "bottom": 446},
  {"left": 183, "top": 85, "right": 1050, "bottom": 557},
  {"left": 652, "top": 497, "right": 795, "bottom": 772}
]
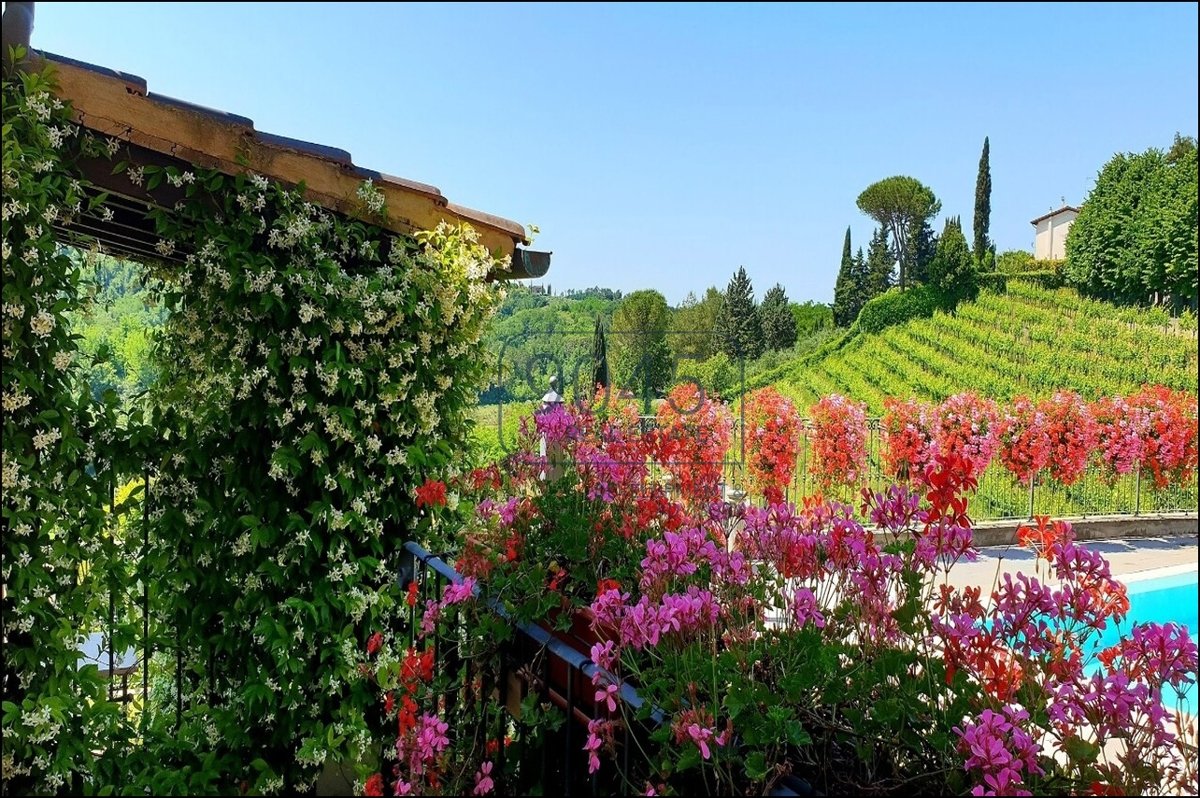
[{"left": 3, "top": 1, "right": 550, "bottom": 279}]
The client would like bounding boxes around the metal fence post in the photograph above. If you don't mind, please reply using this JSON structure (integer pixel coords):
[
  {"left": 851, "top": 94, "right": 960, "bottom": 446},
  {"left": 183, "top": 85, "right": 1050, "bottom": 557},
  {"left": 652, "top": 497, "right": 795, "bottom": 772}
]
[{"left": 1134, "top": 465, "right": 1142, "bottom": 516}]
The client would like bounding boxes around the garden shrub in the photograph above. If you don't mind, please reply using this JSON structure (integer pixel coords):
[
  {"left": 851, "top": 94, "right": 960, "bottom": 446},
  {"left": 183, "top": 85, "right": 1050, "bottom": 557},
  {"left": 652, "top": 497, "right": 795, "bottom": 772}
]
[
  {"left": 978, "top": 270, "right": 1065, "bottom": 292},
  {"left": 855, "top": 284, "right": 948, "bottom": 334}
]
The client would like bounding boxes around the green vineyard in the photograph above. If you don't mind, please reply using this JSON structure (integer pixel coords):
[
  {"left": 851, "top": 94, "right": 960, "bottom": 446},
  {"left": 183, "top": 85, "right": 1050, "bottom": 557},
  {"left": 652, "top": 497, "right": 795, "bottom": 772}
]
[
  {"left": 758, "top": 280, "right": 1199, "bottom": 519},
  {"left": 765, "top": 280, "right": 1198, "bottom": 414}
]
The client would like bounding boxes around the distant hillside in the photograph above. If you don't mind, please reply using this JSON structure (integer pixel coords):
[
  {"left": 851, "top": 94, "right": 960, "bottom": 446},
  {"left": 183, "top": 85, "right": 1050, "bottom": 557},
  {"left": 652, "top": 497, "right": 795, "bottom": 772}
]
[
  {"left": 760, "top": 280, "right": 1198, "bottom": 413},
  {"left": 480, "top": 287, "right": 620, "bottom": 404}
]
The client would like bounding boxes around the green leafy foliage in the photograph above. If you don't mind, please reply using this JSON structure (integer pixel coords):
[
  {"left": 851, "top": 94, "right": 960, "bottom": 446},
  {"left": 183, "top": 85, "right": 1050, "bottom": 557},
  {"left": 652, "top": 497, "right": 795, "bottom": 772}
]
[
  {"left": 832, "top": 227, "right": 860, "bottom": 327},
  {"left": 592, "top": 316, "right": 609, "bottom": 389},
  {"left": 927, "top": 216, "right": 978, "bottom": 301},
  {"left": 611, "top": 289, "right": 674, "bottom": 398},
  {"left": 694, "top": 351, "right": 740, "bottom": 400},
  {"left": 863, "top": 225, "right": 894, "bottom": 301},
  {"left": 141, "top": 179, "right": 503, "bottom": 791},
  {"left": 856, "top": 176, "right": 941, "bottom": 289},
  {"left": 1, "top": 61, "right": 147, "bottom": 796},
  {"left": 978, "top": 270, "right": 1064, "bottom": 292},
  {"left": 671, "top": 287, "right": 723, "bottom": 363},
  {"left": 835, "top": 245, "right": 871, "bottom": 329},
  {"left": 994, "top": 250, "right": 1063, "bottom": 276},
  {"left": 715, "top": 266, "right": 764, "bottom": 360},
  {"left": 482, "top": 286, "right": 619, "bottom": 404},
  {"left": 855, "top": 284, "right": 948, "bottom": 335},
  {"left": 789, "top": 300, "right": 833, "bottom": 337},
  {"left": 68, "top": 255, "right": 164, "bottom": 404},
  {"left": 759, "top": 283, "right": 798, "bottom": 351},
  {"left": 1065, "top": 136, "right": 1198, "bottom": 311}
]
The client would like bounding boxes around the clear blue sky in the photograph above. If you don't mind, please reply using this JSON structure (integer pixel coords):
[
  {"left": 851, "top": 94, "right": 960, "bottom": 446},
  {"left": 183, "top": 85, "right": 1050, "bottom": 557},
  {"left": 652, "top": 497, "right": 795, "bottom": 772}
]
[{"left": 24, "top": 2, "right": 1199, "bottom": 305}]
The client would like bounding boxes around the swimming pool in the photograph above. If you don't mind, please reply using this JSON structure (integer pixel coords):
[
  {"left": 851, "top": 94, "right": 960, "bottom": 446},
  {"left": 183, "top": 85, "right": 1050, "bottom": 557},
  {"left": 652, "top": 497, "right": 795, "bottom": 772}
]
[{"left": 1088, "top": 568, "right": 1199, "bottom": 707}]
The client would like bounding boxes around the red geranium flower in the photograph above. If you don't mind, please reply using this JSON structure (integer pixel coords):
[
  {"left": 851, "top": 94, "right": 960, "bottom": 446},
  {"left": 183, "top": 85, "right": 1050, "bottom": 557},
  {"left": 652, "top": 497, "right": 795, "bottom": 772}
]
[
  {"left": 366, "top": 632, "right": 383, "bottom": 656},
  {"left": 596, "top": 578, "right": 621, "bottom": 597},
  {"left": 364, "top": 774, "right": 384, "bottom": 796},
  {"left": 809, "top": 394, "right": 868, "bottom": 488},
  {"left": 415, "top": 479, "right": 448, "bottom": 509}
]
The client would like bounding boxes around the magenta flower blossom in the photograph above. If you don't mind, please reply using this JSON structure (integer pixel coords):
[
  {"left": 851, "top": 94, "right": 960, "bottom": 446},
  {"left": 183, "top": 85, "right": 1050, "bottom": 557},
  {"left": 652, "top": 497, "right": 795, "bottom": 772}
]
[
  {"left": 1115, "top": 621, "right": 1199, "bottom": 691},
  {"left": 412, "top": 713, "right": 450, "bottom": 763},
  {"left": 791, "top": 587, "right": 826, "bottom": 629},
  {"left": 443, "top": 576, "right": 477, "bottom": 606},
  {"left": 584, "top": 718, "right": 614, "bottom": 774},
  {"left": 861, "top": 484, "right": 922, "bottom": 533},
  {"left": 498, "top": 497, "right": 521, "bottom": 527},
  {"left": 954, "top": 706, "right": 1043, "bottom": 797},
  {"left": 590, "top": 639, "right": 617, "bottom": 671},
  {"left": 595, "top": 681, "right": 619, "bottom": 713},
  {"left": 419, "top": 599, "right": 440, "bottom": 638},
  {"left": 473, "top": 761, "right": 494, "bottom": 796},
  {"left": 687, "top": 722, "right": 715, "bottom": 759},
  {"left": 590, "top": 586, "right": 630, "bottom": 629},
  {"left": 535, "top": 403, "right": 582, "bottom": 445}
]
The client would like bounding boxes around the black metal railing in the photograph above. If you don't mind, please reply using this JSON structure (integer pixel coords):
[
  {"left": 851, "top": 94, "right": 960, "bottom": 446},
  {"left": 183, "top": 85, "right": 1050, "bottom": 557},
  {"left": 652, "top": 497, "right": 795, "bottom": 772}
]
[{"left": 717, "top": 417, "right": 1198, "bottom": 520}]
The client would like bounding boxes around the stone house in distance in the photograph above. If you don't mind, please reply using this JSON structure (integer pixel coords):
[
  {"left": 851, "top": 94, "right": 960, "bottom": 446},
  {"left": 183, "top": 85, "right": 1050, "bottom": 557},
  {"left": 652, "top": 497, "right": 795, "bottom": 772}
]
[{"left": 1030, "top": 204, "right": 1079, "bottom": 260}]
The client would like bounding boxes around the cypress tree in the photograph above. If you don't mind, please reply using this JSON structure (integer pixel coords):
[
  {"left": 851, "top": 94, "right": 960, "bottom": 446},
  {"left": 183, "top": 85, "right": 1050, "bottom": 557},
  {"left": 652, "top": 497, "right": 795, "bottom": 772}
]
[
  {"left": 715, "top": 266, "right": 763, "bottom": 361},
  {"left": 906, "top": 219, "right": 938, "bottom": 286},
  {"left": 832, "top": 227, "right": 856, "bottom": 326},
  {"left": 929, "top": 216, "right": 977, "bottom": 300},
  {"left": 760, "top": 283, "right": 798, "bottom": 351},
  {"left": 973, "top": 136, "right": 992, "bottom": 263},
  {"left": 864, "top": 225, "right": 894, "bottom": 301},
  {"left": 592, "top": 316, "right": 609, "bottom": 390},
  {"left": 850, "top": 246, "right": 869, "bottom": 320}
]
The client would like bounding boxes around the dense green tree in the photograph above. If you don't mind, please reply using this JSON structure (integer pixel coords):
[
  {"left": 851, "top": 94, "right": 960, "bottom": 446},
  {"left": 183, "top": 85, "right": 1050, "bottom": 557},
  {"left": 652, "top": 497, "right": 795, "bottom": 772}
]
[
  {"left": 857, "top": 176, "right": 942, "bottom": 289},
  {"left": 611, "top": 289, "right": 674, "bottom": 398},
  {"left": 695, "top": 351, "right": 738, "bottom": 400},
  {"left": 1065, "top": 138, "right": 1198, "bottom": 310},
  {"left": 715, "top": 266, "right": 763, "bottom": 361},
  {"left": 973, "top": 136, "right": 992, "bottom": 263},
  {"left": 790, "top": 301, "right": 833, "bottom": 336},
  {"left": 928, "top": 216, "right": 978, "bottom": 300},
  {"left": 592, "top": 316, "right": 609, "bottom": 390},
  {"left": 835, "top": 240, "right": 872, "bottom": 327},
  {"left": 995, "top": 250, "right": 1037, "bottom": 274},
  {"left": 564, "top": 286, "right": 623, "bottom": 301},
  {"left": 671, "top": 287, "right": 723, "bottom": 363},
  {"left": 1166, "top": 132, "right": 1197, "bottom": 164},
  {"left": 852, "top": 247, "right": 869, "bottom": 315},
  {"left": 759, "top": 283, "right": 798, "bottom": 351},
  {"left": 863, "top": 225, "right": 894, "bottom": 300},
  {"left": 832, "top": 228, "right": 859, "bottom": 327},
  {"left": 905, "top": 218, "right": 939, "bottom": 286}
]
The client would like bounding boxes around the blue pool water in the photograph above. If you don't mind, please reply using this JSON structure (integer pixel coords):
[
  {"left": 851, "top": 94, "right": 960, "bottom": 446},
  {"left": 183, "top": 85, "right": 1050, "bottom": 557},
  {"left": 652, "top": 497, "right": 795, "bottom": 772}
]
[{"left": 1086, "top": 570, "right": 1198, "bottom": 708}]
